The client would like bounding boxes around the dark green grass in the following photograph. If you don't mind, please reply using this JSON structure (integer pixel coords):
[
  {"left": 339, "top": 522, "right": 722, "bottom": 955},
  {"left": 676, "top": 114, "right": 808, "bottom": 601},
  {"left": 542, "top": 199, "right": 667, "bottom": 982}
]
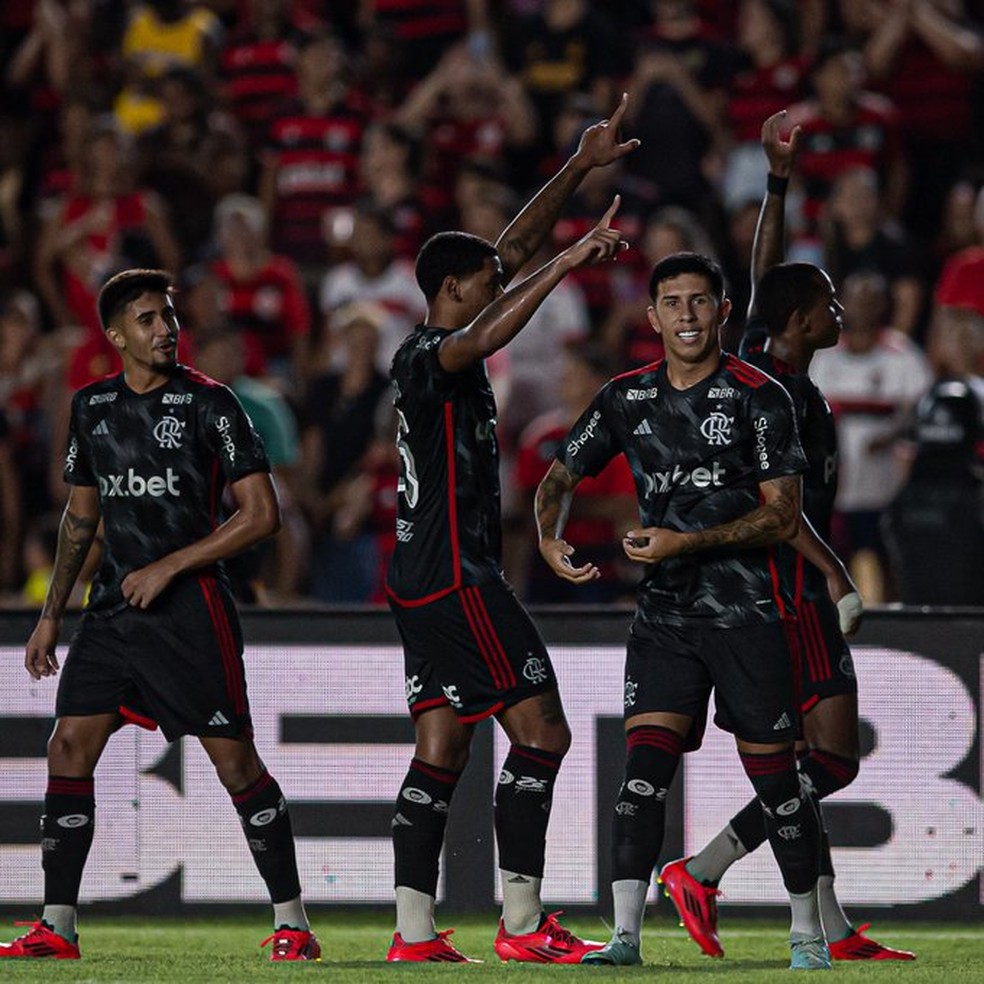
[{"left": 0, "top": 912, "right": 978, "bottom": 983}]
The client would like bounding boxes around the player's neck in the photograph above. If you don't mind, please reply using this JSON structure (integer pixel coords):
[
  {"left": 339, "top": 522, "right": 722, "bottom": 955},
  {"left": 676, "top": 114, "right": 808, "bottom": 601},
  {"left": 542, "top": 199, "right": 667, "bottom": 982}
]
[
  {"left": 766, "top": 336, "right": 811, "bottom": 374},
  {"left": 123, "top": 363, "right": 177, "bottom": 394},
  {"left": 664, "top": 351, "right": 720, "bottom": 390}
]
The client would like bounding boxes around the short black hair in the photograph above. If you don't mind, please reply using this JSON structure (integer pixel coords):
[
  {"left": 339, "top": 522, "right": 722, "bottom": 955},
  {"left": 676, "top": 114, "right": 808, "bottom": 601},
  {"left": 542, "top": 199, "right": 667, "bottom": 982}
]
[
  {"left": 755, "top": 263, "right": 829, "bottom": 336},
  {"left": 648, "top": 252, "right": 726, "bottom": 302},
  {"left": 97, "top": 268, "right": 173, "bottom": 331},
  {"left": 415, "top": 231, "right": 497, "bottom": 301}
]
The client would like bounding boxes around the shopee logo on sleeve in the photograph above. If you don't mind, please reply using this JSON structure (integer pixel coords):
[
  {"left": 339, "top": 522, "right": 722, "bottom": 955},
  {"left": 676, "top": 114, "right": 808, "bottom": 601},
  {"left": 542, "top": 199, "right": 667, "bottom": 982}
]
[
  {"left": 216, "top": 416, "right": 236, "bottom": 464},
  {"left": 566, "top": 410, "right": 602, "bottom": 457}
]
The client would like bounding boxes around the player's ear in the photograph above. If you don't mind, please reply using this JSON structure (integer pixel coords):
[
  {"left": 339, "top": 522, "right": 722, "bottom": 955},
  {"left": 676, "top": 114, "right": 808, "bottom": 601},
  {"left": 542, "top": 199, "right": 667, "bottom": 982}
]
[
  {"left": 443, "top": 274, "right": 462, "bottom": 302},
  {"left": 646, "top": 304, "right": 661, "bottom": 335},
  {"left": 718, "top": 296, "right": 732, "bottom": 326},
  {"left": 105, "top": 325, "right": 126, "bottom": 352}
]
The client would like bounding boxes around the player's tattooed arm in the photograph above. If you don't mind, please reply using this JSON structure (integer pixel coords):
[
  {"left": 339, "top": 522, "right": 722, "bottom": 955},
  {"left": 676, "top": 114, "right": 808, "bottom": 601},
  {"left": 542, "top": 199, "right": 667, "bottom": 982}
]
[
  {"left": 495, "top": 93, "right": 638, "bottom": 285},
  {"left": 26, "top": 485, "right": 101, "bottom": 680},
  {"left": 623, "top": 475, "right": 801, "bottom": 563},
  {"left": 535, "top": 461, "right": 600, "bottom": 583},
  {"left": 42, "top": 490, "right": 101, "bottom": 621}
]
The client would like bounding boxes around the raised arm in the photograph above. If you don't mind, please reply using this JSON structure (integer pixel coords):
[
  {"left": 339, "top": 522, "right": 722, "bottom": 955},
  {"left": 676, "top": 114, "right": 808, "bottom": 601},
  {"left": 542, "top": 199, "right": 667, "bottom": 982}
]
[
  {"left": 748, "top": 110, "right": 802, "bottom": 318},
  {"left": 495, "top": 93, "right": 639, "bottom": 285},
  {"left": 535, "top": 459, "right": 599, "bottom": 584},
  {"left": 120, "top": 471, "right": 281, "bottom": 610},
  {"left": 623, "top": 473, "right": 802, "bottom": 565},
  {"left": 439, "top": 197, "right": 626, "bottom": 372},
  {"left": 25, "top": 483, "right": 101, "bottom": 679}
]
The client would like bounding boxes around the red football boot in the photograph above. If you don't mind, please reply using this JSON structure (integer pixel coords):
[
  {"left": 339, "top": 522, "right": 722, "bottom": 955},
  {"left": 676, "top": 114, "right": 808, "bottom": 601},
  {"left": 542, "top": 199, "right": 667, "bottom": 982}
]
[
  {"left": 387, "top": 929, "right": 480, "bottom": 962},
  {"left": 0, "top": 921, "right": 80, "bottom": 959},
  {"left": 658, "top": 857, "right": 724, "bottom": 957},
  {"left": 829, "top": 924, "right": 916, "bottom": 961},
  {"left": 494, "top": 911, "right": 604, "bottom": 964},
  {"left": 260, "top": 927, "right": 321, "bottom": 961}
]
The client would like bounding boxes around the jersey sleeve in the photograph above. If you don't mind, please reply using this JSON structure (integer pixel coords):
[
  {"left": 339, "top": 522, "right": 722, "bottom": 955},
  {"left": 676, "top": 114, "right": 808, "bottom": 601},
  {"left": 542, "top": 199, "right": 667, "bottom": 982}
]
[
  {"left": 556, "top": 385, "right": 622, "bottom": 479},
  {"left": 202, "top": 385, "right": 271, "bottom": 483},
  {"left": 750, "top": 379, "right": 808, "bottom": 480},
  {"left": 405, "top": 330, "right": 457, "bottom": 399},
  {"left": 63, "top": 392, "right": 97, "bottom": 486}
]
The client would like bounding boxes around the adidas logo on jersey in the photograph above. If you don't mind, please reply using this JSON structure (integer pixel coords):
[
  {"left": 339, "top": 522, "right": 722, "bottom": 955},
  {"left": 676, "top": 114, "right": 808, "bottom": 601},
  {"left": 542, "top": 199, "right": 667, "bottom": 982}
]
[
  {"left": 91, "top": 419, "right": 110, "bottom": 437},
  {"left": 773, "top": 712, "right": 792, "bottom": 731},
  {"left": 208, "top": 711, "right": 230, "bottom": 726},
  {"left": 632, "top": 419, "right": 653, "bottom": 436},
  {"left": 97, "top": 467, "right": 181, "bottom": 498}
]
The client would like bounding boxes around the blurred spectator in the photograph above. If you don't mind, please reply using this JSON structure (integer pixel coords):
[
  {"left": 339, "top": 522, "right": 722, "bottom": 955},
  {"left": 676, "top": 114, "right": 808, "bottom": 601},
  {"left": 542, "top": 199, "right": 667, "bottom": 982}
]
[
  {"left": 723, "top": 0, "right": 810, "bottom": 210},
  {"left": 845, "top": 0, "right": 984, "bottom": 239},
  {"left": 823, "top": 165, "right": 927, "bottom": 337},
  {"left": 319, "top": 203, "right": 423, "bottom": 373},
  {"left": 934, "top": 178, "right": 982, "bottom": 267},
  {"left": 33, "top": 117, "right": 182, "bottom": 341},
  {"left": 397, "top": 42, "right": 537, "bottom": 213},
  {"left": 296, "top": 302, "right": 391, "bottom": 602},
  {"left": 810, "top": 271, "right": 933, "bottom": 601},
  {"left": 358, "top": 0, "right": 490, "bottom": 82},
  {"left": 509, "top": 343, "right": 639, "bottom": 602},
  {"left": 193, "top": 326, "right": 309, "bottom": 602},
  {"left": 786, "top": 37, "right": 908, "bottom": 256},
  {"left": 116, "top": 0, "right": 224, "bottom": 134},
  {"left": 0, "top": 405, "right": 21, "bottom": 591},
  {"left": 502, "top": 0, "right": 619, "bottom": 160},
  {"left": 622, "top": 0, "right": 740, "bottom": 218},
  {"left": 359, "top": 121, "right": 429, "bottom": 260},
  {"left": 136, "top": 65, "right": 241, "bottom": 262},
  {"left": 258, "top": 29, "right": 366, "bottom": 289},
  {"left": 208, "top": 192, "right": 312, "bottom": 386},
  {"left": 218, "top": 0, "right": 307, "bottom": 152},
  {"left": 934, "top": 183, "right": 984, "bottom": 318},
  {"left": 0, "top": 290, "right": 62, "bottom": 587},
  {"left": 551, "top": 154, "right": 646, "bottom": 329},
  {"left": 882, "top": 304, "right": 984, "bottom": 604}
]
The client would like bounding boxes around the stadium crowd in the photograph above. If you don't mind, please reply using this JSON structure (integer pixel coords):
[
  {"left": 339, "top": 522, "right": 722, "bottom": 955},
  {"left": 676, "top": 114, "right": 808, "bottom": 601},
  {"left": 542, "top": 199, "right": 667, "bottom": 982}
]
[{"left": 1, "top": 0, "right": 983, "bottom": 608}]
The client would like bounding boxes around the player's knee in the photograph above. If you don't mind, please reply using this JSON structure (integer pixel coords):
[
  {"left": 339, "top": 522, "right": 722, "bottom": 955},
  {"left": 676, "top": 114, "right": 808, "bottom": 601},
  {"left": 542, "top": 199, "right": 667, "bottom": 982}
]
[
  {"left": 47, "top": 726, "right": 98, "bottom": 775},
  {"left": 517, "top": 720, "right": 571, "bottom": 758},
  {"left": 801, "top": 748, "right": 859, "bottom": 797}
]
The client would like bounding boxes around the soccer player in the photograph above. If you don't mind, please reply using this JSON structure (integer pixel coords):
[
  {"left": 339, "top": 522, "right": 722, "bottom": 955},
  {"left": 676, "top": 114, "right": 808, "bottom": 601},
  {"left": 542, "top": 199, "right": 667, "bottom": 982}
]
[
  {"left": 1, "top": 270, "right": 318, "bottom": 962},
  {"left": 385, "top": 96, "right": 638, "bottom": 964},
  {"left": 536, "top": 251, "right": 829, "bottom": 970},
  {"left": 657, "top": 112, "right": 915, "bottom": 962}
]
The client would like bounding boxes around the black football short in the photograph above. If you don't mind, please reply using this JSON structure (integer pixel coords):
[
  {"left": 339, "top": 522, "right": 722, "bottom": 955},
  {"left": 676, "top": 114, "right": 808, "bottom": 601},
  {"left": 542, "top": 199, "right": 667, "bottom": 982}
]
[
  {"left": 784, "top": 594, "right": 858, "bottom": 714},
  {"left": 56, "top": 574, "right": 253, "bottom": 742},
  {"left": 388, "top": 577, "right": 556, "bottom": 723},
  {"left": 624, "top": 618, "right": 798, "bottom": 745}
]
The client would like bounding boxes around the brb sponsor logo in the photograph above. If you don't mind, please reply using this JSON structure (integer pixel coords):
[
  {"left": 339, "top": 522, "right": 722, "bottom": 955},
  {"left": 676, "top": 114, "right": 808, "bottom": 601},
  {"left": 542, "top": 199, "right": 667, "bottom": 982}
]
[
  {"left": 643, "top": 461, "right": 725, "bottom": 495},
  {"left": 98, "top": 468, "right": 181, "bottom": 498},
  {"left": 566, "top": 410, "right": 601, "bottom": 457},
  {"left": 626, "top": 387, "right": 658, "bottom": 401}
]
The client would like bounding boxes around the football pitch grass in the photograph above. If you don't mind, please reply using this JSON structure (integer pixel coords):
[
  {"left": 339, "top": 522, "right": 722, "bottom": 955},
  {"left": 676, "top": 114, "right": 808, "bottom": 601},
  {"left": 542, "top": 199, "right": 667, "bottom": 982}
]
[{"left": 0, "top": 912, "right": 980, "bottom": 983}]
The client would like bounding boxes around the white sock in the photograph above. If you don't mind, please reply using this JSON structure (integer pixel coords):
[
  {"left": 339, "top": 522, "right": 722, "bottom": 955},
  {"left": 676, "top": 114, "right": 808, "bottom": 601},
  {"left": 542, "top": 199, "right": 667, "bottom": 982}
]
[
  {"left": 788, "top": 884, "right": 823, "bottom": 942},
  {"left": 395, "top": 886, "right": 436, "bottom": 943},
  {"left": 688, "top": 823, "right": 748, "bottom": 884},
  {"left": 500, "top": 870, "right": 542, "bottom": 935},
  {"left": 41, "top": 904, "right": 77, "bottom": 942},
  {"left": 611, "top": 879, "right": 649, "bottom": 943},
  {"left": 272, "top": 896, "right": 309, "bottom": 931},
  {"left": 817, "top": 874, "right": 852, "bottom": 942}
]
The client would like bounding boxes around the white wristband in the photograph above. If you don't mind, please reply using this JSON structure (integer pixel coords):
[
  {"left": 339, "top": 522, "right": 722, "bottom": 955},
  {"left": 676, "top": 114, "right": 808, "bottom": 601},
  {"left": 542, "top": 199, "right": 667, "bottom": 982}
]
[{"left": 836, "top": 591, "right": 863, "bottom": 635}]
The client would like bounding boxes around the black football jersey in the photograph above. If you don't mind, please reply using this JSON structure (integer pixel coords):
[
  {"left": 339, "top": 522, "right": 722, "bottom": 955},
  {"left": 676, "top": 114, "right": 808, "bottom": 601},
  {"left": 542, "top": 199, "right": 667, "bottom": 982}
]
[
  {"left": 387, "top": 327, "right": 504, "bottom": 603},
  {"left": 742, "top": 323, "right": 839, "bottom": 605},
  {"left": 64, "top": 367, "right": 270, "bottom": 612},
  {"left": 558, "top": 354, "right": 807, "bottom": 627}
]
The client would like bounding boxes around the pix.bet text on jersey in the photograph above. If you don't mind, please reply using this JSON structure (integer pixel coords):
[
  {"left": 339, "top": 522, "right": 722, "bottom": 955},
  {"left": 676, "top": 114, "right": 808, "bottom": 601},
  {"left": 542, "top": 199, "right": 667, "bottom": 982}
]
[
  {"left": 387, "top": 327, "right": 503, "bottom": 603},
  {"left": 558, "top": 354, "right": 807, "bottom": 627},
  {"left": 64, "top": 367, "right": 270, "bottom": 613}
]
